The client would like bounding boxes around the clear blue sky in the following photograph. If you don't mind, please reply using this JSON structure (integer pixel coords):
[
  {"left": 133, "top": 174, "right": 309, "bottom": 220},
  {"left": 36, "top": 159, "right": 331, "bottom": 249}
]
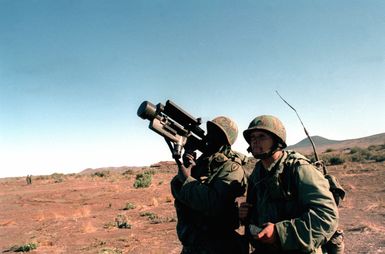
[{"left": 1, "top": 0, "right": 384, "bottom": 178}]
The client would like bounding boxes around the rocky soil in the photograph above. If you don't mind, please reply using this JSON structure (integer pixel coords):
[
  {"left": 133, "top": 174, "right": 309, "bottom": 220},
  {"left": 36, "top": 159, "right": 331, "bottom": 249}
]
[{"left": 1, "top": 160, "right": 384, "bottom": 253}]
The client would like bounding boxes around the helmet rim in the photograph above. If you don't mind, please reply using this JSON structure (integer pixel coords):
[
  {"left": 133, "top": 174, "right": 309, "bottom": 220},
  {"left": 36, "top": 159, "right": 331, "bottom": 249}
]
[
  {"left": 207, "top": 116, "right": 238, "bottom": 146},
  {"left": 243, "top": 115, "right": 287, "bottom": 148}
]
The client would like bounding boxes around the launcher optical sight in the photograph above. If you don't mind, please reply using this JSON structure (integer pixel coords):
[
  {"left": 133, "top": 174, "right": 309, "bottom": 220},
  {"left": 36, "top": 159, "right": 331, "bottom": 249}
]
[{"left": 137, "top": 100, "right": 206, "bottom": 159}]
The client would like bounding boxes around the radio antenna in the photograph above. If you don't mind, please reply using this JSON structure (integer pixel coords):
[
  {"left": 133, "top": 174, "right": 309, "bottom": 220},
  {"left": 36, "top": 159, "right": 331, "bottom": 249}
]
[{"left": 275, "top": 90, "right": 320, "bottom": 163}]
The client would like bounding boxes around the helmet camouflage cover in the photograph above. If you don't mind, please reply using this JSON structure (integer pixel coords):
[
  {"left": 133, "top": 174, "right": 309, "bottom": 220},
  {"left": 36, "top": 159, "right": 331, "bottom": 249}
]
[
  {"left": 207, "top": 116, "right": 238, "bottom": 145},
  {"left": 243, "top": 115, "right": 287, "bottom": 148}
]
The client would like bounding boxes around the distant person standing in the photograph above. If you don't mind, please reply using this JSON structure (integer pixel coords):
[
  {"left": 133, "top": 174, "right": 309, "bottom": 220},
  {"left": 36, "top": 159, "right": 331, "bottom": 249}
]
[
  {"left": 26, "top": 175, "right": 32, "bottom": 185},
  {"left": 171, "top": 116, "right": 248, "bottom": 254},
  {"left": 239, "top": 115, "right": 339, "bottom": 254}
]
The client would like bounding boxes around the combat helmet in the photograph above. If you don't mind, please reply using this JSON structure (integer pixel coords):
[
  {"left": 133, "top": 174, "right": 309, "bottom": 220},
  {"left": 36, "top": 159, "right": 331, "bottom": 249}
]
[
  {"left": 243, "top": 115, "right": 287, "bottom": 148},
  {"left": 207, "top": 116, "right": 238, "bottom": 145}
]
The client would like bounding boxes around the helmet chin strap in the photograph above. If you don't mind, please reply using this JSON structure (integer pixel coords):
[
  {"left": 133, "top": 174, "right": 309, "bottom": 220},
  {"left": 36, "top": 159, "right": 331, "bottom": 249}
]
[
  {"left": 254, "top": 151, "right": 273, "bottom": 160},
  {"left": 251, "top": 143, "right": 282, "bottom": 160}
]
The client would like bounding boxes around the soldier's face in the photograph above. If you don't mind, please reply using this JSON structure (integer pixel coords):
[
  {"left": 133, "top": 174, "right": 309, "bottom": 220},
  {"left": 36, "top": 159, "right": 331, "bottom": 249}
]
[
  {"left": 249, "top": 130, "right": 274, "bottom": 157},
  {"left": 206, "top": 127, "right": 227, "bottom": 153}
]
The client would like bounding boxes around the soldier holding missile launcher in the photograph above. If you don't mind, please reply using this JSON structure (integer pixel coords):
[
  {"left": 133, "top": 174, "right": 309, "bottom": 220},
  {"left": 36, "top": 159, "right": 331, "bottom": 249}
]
[{"left": 138, "top": 101, "right": 248, "bottom": 254}]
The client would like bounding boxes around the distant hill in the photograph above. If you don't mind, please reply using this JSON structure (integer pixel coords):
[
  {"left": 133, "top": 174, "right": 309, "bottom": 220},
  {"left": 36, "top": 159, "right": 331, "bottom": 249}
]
[
  {"left": 289, "top": 135, "right": 342, "bottom": 148},
  {"left": 287, "top": 132, "right": 385, "bottom": 154},
  {"left": 80, "top": 166, "right": 144, "bottom": 175},
  {"left": 79, "top": 161, "right": 177, "bottom": 175},
  {"left": 79, "top": 133, "right": 385, "bottom": 174}
]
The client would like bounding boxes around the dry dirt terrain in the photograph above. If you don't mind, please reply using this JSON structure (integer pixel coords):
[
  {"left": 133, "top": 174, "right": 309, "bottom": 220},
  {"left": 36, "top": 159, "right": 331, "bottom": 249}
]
[{"left": 1, "top": 158, "right": 384, "bottom": 253}]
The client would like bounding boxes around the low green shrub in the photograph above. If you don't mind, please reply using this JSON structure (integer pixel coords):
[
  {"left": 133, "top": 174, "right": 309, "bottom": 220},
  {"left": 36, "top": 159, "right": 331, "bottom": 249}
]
[
  {"left": 11, "top": 243, "right": 38, "bottom": 252},
  {"left": 99, "top": 248, "right": 122, "bottom": 254},
  {"left": 93, "top": 171, "right": 110, "bottom": 178},
  {"left": 350, "top": 153, "right": 365, "bottom": 162},
  {"left": 122, "top": 169, "right": 134, "bottom": 175},
  {"left": 348, "top": 147, "right": 373, "bottom": 162},
  {"left": 140, "top": 212, "right": 157, "bottom": 220},
  {"left": 370, "top": 154, "right": 385, "bottom": 162},
  {"left": 140, "top": 212, "right": 176, "bottom": 224},
  {"left": 368, "top": 144, "right": 385, "bottom": 151},
  {"left": 328, "top": 156, "right": 345, "bottom": 165},
  {"left": 133, "top": 172, "right": 152, "bottom": 188},
  {"left": 140, "top": 211, "right": 165, "bottom": 224},
  {"left": 122, "top": 202, "right": 135, "bottom": 210},
  {"left": 144, "top": 169, "right": 156, "bottom": 175},
  {"left": 51, "top": 173, "right": 65, "bottom": 183},
  {"left": 115, "top": 214, "right": 131, "bottom": 229}
]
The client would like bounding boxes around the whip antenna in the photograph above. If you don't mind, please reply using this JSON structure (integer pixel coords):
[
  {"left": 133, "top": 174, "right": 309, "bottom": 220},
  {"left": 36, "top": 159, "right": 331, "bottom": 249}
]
[{"left": 275, "top": 90, "right": 320, "bottom": 162}]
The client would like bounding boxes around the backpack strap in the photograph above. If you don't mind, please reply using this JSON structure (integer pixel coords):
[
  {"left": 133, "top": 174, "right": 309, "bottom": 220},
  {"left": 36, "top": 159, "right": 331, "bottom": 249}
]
[
  {"left": 279, "top": 151, "right": 310, "bottom": 200},
  {"left": 280, "top": 151, "right": 346, "bottom": 206}
]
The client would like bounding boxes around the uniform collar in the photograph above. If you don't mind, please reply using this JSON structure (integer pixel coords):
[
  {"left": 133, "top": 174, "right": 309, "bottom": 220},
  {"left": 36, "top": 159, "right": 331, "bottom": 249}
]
[{"left": 263, "top": 150, "right": 287, "bottom": 174}]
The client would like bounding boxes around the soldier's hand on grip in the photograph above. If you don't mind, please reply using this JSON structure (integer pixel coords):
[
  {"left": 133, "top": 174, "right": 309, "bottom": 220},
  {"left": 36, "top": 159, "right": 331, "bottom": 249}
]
[
  {"left": 182, "top": 150, "right": 197, "bottom": 168},
  {"left": 177, "top": 151, "right": 196, "bottom": 182}
]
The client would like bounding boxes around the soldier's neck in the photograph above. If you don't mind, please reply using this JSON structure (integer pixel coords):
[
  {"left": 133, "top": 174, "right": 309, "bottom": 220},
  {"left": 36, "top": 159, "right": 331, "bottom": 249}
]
[{"left": 261, "top": 150, "right": 283, "bottom": 169}]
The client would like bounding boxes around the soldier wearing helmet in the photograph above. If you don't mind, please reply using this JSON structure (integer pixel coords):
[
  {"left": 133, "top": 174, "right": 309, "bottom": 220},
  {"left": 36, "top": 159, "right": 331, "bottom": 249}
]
[
  {"left": 171, "top": 116, "right": 248, "bottom": 254},
  {"left": 239, "top": 115, "right": 339, "bottom": 254},
  {"left": 243, "top": 115, "right": 287, "bottom": 159}
]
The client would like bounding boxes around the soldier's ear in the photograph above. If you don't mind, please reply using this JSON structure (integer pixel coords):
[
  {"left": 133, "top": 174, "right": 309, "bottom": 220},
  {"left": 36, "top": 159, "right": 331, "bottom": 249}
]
[{"left": 247, "top": 146, "right": 251, "bottom": 153}]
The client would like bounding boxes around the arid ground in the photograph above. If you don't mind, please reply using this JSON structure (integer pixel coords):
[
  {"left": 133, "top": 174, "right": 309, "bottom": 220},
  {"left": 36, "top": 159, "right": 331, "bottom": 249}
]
[{"left": 1, "top": 152, "right": 384, "bottom": 253}]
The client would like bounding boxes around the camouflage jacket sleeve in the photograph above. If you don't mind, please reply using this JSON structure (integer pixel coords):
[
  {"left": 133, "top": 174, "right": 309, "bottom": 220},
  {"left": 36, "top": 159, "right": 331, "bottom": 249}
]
[
  {"left": 275, "top": 162, "right": 339, "bottom": 252},
  {"left": 173, "top": 160, "right": 246, "bottom": 216}
]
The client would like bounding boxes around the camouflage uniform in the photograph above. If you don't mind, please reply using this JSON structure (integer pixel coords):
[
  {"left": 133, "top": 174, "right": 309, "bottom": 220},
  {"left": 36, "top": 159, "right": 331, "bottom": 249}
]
[
  {"left": 245, "top": 150, "right": 339, "bottom": 253},
  {"left": 171, "top": 146, "right": 248, "bottom": 254}
]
